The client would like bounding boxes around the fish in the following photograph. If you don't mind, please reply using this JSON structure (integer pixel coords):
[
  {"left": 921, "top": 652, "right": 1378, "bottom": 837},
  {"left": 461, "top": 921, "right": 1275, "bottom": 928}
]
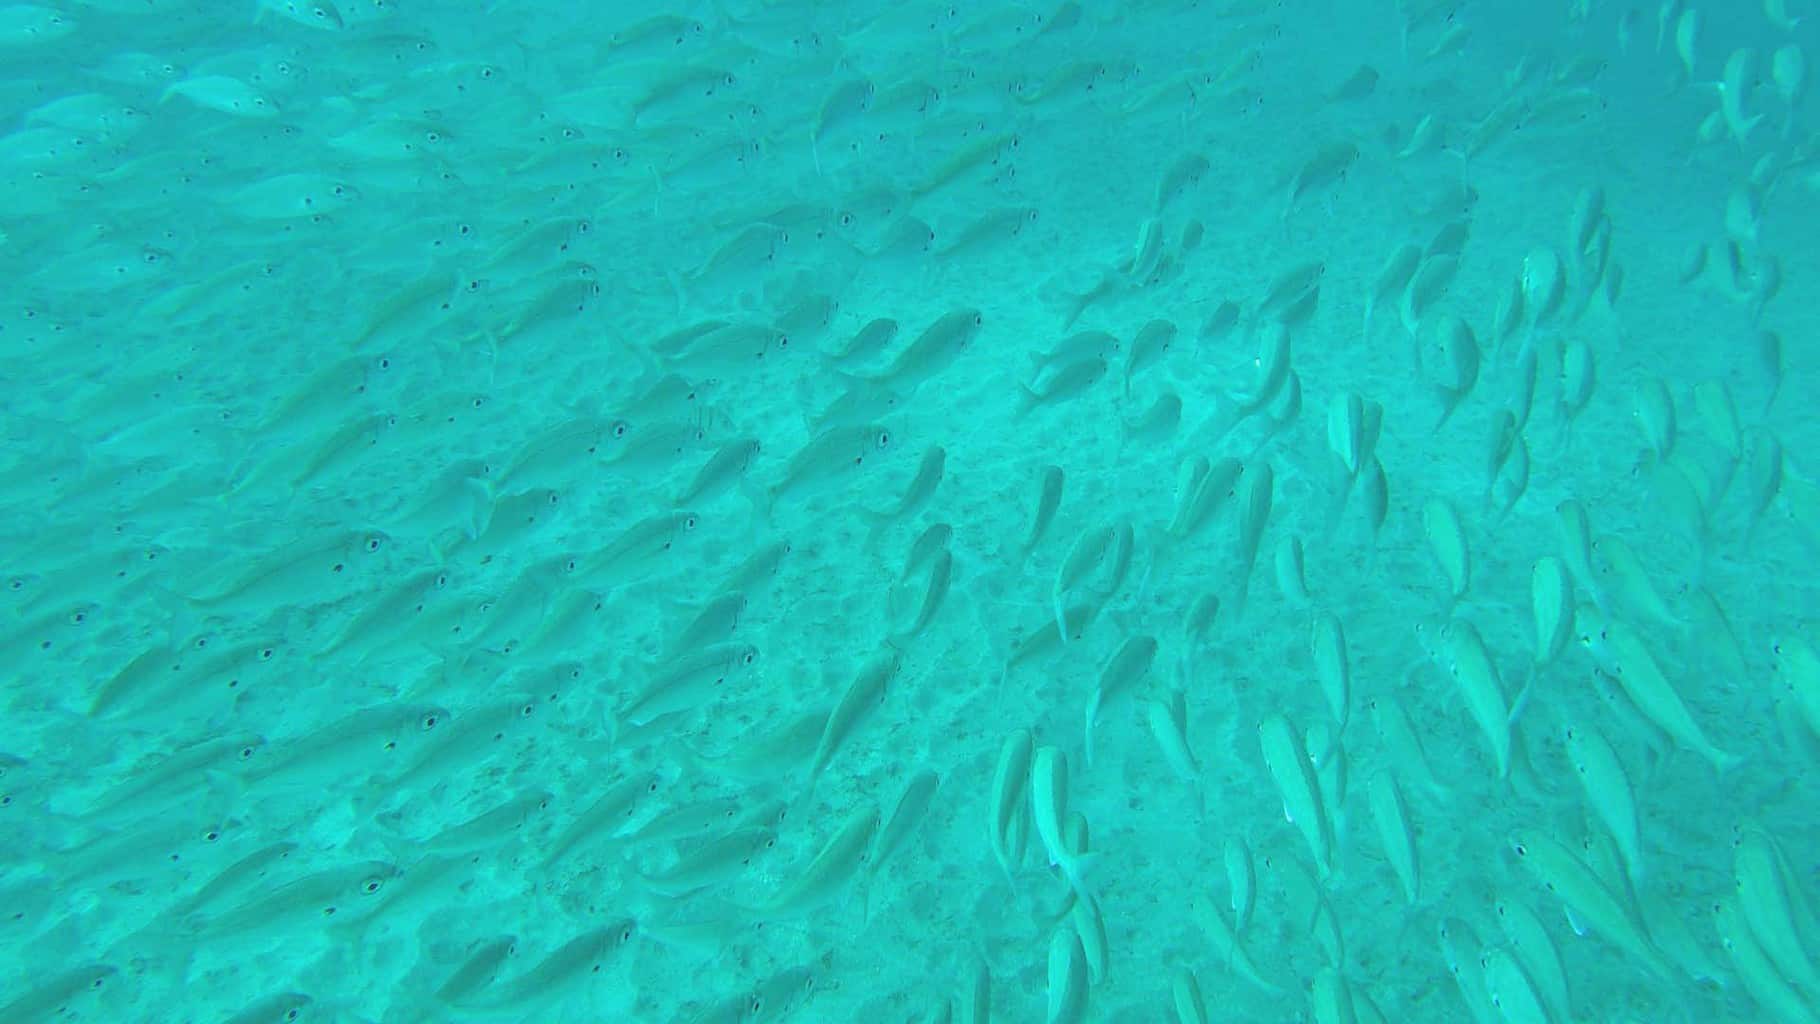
[
  {"left": 1480, "top": 947, "right": 1550, "bottom": 1024},
  {"left": 1591, "top": 617, "right": 1736, "bottom": 771},
  {"left": 1437, "top": 916, "right": 1498, "bottom": 1024},
  {"left": 1422, "top": 499, "right": 1470, "bottom": 605},
  {"left": 1733, "top": 826, "right": 1820, "bottom": 999},
  {"left": 1564, "top": 722, "right": 1645, "bottom": 887},
  {"left": 434, "top": 935, "right": 519, "bottom": 1006},
  {"left": 576, "top": 509, "right": 702, "bottom": 592},
  {"left": 1310, "top": 612, "right": 1351, "bottom": 729},
  {"left": 864, "top": 445, "right": 945, "bottom": 543},
  {"left": 743, "top": 802, "right": 879, "bottom": 916},
  {"left": 1121, "top": 391, "right": 1182, "bottom": 446},
  {"left": 1191, "top": 888, "right": 1281, "bottom": 994},
  {"left": 1285, "top": 140, "right": 1360, "bottom": 213},
  {"left": 540, "top": 771, "right": 664, "bottom": 868},
  {"left": 803, "top": 650, "right": 900, "bottom": 800},
  {"left": 1123, "top": 318, "right": 1177, "bottom": 394},
  {"left": 638, "top": 826, "right": 776, "bottom": 896},
  {"left": 1144, "top": 689, "right": 1202, "bottom": 812},
  {"left": 1166, "top": 456, "right": 1244, "bottom": 541},
  {"left": 889, "top": 549, "right": 952, "bottom": 641},
  {"left": 616, "top": 643, "right": 759, "bottom": 731},
  {"left": 1231, "top": 461, "right": 1274, "bottom": 614},
  {"left": 223, "top": 992, "right": 314, "bottom": 1024},
  {"left": 1031, "top": 329, "right": 1120, "bottom": 374},
  {"left": 869, "top": 769, "right": 939, "bottom": 878},
  {"left": 454, "top": 923, "right": 637, "bottom": 1013},
  {"left": 1509, "top": 832, "right": 1674, "bottom": 980},
  {"left": 1046, "top": 927, "right": 1089, "bottom": 1024},
  {"left": 1439, "top": 618, "right": 1519, "bottom": 779},
  {"left": 1224, "top": 835, "right": 1256, "bottom": 932},
  {"left": 253, "top": 703, "right": 450, "bottom": 799},
  {"left": 1031, "top": 745, "right": 1095, "bottom": 899},
  {"left": 1084, "top": 635, "right": 1158, "bottom": 765},
  {"left": 1018, "top": 356, "right": 1106, "bottom": 416},
  {"left": 1155, "top": 152, "right": 1210, "bottom": 213},
  {"left": 256, "top": 0, "right": 343, "bottom": 29},
  {"left": 1713, "top": 896, "right": 1820, "bottom": 1024},
  {"left": 0, "top": 964, "right": 117, "bottom": 1023},
  {"left": 988, "top": 729, "right": 1034, "bottom": 881},
  {"left": 824, "top": 317, "right": 900, "bottom": 368},
  {"left": 767, "top": 423, "right": 895, "bottom": 509},
  {"left": 161, "top": 75, "right": 277, "bottom": 117},
  {"left": 1018, "top": 465, "right": 1066, "bottom": 561},
  {"left": 1492, "top": 896, "right": 1573, "bottom": 1023},
  {"left": 180, "top": 859, "right": 401, "bottom": 948},
  {"left": 1367, "top": 770, "right": 1419, "bottom": 904},
  {"left": 187, "top": 528, "right": 389, "bottom": 616},
  {"left": 851, "top": 308, "right": 983, "bottom": 392},
  {"left": 1258, "top": 712, "right": 1334, "bottom": 876},
  {"left": 1172, "top": 968, "right": 1209, "bottom": 1024}
]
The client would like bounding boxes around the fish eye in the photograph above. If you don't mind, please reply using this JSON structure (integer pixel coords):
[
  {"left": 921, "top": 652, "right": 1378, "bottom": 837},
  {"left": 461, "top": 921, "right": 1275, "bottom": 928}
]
[
  {"left": 365, "top": 536, "right": 384, "bottom": 552},
  {"left": 876, "top": 430, "right": 891, "bottom": 448},
  {"left": 684, "top": 515, "right": 699, "bottom": 530},
  {"left": 546, "top": 492, "right": 560, "bottom": 505},
  {"left": 69, "top": 609, "right": 86, "bottom": 625},
  {"left": 362, "top": 877, "right": 384, "bottom": 894},
  {"left": 479, "top": 66, "right": 497, "bottom": 79},
  {"left": 240, "top": 745, "right": 257, "bottom": 759},
  {"left": 1513, "top": 842, "right": 1529, "bottom": 857},
  {"left": 612, "top": 421, "right": 629, "bottom": 438},
  {"left": 520, "top": 703, "right": 535, "bottom": 717},
  {"left": 204, "top": 827, "right": 221, "bottom": 842},
  {"left": 260, "top": 647, "right": 275, "bottom": 659},
  {"left": 421, "top": 712, "right": 439, "bottom": 730},
  {"left": 741, "top": 650, "right": 756, "bottom": 665}
]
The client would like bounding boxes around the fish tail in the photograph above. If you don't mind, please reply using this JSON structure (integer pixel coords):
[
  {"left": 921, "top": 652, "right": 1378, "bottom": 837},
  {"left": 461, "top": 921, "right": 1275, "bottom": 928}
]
[{"left": 1060, "top": 851, "right": 1101, "bottom": 905}]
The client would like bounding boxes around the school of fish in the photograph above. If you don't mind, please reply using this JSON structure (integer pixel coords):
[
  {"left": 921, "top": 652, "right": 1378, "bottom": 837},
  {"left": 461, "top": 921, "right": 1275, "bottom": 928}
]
[{"left": 1, "top": 0, "right": 1818, "bottom": 1022}]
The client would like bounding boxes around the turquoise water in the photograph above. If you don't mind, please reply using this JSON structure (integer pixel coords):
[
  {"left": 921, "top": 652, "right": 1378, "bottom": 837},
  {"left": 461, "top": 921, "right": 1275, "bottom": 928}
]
[{"left": 3, "top": 0, "right": 1818, "bottom": 1021}]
